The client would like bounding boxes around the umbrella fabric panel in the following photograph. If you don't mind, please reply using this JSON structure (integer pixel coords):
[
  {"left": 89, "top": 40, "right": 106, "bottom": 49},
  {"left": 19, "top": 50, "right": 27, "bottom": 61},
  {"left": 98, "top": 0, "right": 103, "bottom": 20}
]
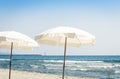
[
  {"left": 36, "top": 37, "right": 95, "bottom": 47},
  {"left": 0, "top": 31, "right": 38, "bottom": 50},
  {"left": 0, "top": 42, "right": 33, "bottom": 50},
  {"left": 39, "top": 27, "right": 95, "bottom": 38},
  {"left": 35, "top": 27, "right": 95, "bottom": 46}
]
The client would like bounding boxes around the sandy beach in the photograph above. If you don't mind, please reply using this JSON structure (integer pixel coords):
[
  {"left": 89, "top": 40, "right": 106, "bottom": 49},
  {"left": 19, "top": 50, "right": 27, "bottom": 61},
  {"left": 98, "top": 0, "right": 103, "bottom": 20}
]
[{"left": 0, "top": 69, "right": 97, "bottom": 79}]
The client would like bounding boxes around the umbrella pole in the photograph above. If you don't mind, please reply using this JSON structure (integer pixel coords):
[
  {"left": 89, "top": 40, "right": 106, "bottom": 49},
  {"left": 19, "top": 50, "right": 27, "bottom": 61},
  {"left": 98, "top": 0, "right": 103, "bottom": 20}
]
[
  {"left": 62, "top": 37, "right": 67, "bottom": 79},
  {"left": 9, "top": 42, "right": 13, "bottom": 79}
]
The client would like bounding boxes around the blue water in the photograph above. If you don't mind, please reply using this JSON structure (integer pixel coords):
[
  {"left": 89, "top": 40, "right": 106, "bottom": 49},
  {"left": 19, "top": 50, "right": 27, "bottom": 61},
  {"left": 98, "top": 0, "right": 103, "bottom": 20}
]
[{"left": 0, "top": 55, "right": 120, "bottom": 79}]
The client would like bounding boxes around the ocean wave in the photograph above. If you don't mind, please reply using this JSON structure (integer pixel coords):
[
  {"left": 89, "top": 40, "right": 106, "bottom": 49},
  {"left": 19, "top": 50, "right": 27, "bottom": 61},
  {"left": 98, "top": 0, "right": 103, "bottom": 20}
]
[
  {"left": 103, "top": 60, "right": 120, "bottom": 63},
  {"left": 0, "top": 59, "right": 10, "bottom": 61},
  {"left": 70, "top": 68, "right": 88, "bottom": 71},
  {"left": 44, "top": 64, "right": 62, "bottom": 67},
  {"left": 43, "top": 60, "right": 104, "bottom": 63},
  {"left": 46, "top": 67, "right": 62, "bottom": 70},
  {"left": 114, "top": 64, "right": 120, "bottom": 67},
  {"left": 87, "top": 65, "right": 114, "bottom": 69},
  {"left": 42, "top": 60, "right": 120, "bottom": 70},
  {"left": 30, "top": 65, "right": 39, "bottom": 69},
  {"left": 43, "top": 60, "right": 63, "bottom": 63},
  {"left": 42, "top": 63, "right": 115, "bottom": 71},
  {"left": 41, "top": 63, "right": 120, "bottom": 71},
  {"left": 115, "top": 70, "right": 120, "bottom": 73}
]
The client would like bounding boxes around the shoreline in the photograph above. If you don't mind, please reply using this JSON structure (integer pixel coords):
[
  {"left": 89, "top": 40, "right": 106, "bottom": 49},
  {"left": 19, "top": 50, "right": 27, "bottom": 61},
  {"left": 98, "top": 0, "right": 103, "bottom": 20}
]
[{"left": 0, "top": 68, "right": 97, "bottom": 79}]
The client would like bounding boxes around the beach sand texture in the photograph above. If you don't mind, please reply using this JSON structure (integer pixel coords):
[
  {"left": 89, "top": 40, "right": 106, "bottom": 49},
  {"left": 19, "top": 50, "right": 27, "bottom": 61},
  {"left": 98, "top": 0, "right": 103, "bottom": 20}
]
[{"left": 0, "top": 69, "right": 97, "bottom": 79}]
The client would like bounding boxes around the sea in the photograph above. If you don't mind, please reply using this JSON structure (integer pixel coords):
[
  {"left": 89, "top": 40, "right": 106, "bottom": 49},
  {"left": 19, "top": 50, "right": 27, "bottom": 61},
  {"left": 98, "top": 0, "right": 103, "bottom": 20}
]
[{"left": 0, "top": 55, "right": 120, "bottom": 79}]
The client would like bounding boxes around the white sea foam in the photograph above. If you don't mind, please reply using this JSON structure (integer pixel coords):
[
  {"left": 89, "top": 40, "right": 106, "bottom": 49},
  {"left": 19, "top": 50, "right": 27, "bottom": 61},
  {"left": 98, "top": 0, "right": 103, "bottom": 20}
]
[
  {"left": 87, "top": 65, "right": 114, "bottom": 69},
  {"left": 38, "top": 59, "right": 120, "bottom": 73},
  {"left": 42, "top": 60, "right": 117, "bottom": 70},
  {"left": 30, "top": 65, "right": 39, "bottom": 69},
  {"left": 114, "top": 64, "right": 120, "bottom": 67},
  {"left": 70, "top": 68, "right": 88, "bottom": 71},
  {"left": 0, "top": 59, "right": 10, "bottom": 61},
  {"left": 43, "top": 60, "right": 63, "bottom": 63},
  {"left": 43, "top": 60, "right": 104, "bottom": 63},
  {"left": 44, "top": 64, "right": 62, "bottom": 67},
  {"left": 115, "top": 70, "right": 120, "bottom": 73}
]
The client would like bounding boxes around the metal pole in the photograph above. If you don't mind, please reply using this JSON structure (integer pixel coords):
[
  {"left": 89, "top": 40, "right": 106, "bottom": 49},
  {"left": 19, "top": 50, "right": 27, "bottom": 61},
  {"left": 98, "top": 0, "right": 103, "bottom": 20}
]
[
  {"left": 9, "top": 42, "right": 13, "bottom": 79},
  {"left": 62, "top": 37, "right": 67, "bottom": 79}
]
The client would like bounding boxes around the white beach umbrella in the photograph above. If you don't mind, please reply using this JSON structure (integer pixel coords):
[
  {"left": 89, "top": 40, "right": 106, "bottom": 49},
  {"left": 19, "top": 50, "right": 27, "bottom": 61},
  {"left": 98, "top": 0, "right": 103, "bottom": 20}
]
[
  {"left": 35, "top": 26, "right": 96, "bottom": 79},
  {"left": 0, "top": 31, "right": 38, "bottom": 79}
]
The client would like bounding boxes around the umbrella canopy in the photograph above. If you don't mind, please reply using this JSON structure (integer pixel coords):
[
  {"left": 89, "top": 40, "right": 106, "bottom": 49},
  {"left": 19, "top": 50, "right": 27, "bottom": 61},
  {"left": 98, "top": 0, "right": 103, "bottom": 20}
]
[
  {"left": 0, "top": 31, "right": 38, "bottom": 49},
  {"left": 0, "top": 31, "right": 38, "bottom": 79},
  {"left": 35, "top": 26, "right": 95, "bottom": 47},
  {"left": 35, "top": 26, "right": 96, "bottom": 79}
]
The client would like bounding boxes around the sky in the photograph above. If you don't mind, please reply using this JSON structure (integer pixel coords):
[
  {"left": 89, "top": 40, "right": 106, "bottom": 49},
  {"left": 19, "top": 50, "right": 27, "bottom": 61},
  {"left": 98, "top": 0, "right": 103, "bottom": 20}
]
[{"left": 0, "top": 0, "right": 120, "bottom": 55}]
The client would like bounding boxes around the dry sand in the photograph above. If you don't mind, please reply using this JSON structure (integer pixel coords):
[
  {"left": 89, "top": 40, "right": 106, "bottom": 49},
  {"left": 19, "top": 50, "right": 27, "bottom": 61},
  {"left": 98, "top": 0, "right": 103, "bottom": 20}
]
[{"left": 0, "top": 69, "right": 97, "bottom": 79}]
